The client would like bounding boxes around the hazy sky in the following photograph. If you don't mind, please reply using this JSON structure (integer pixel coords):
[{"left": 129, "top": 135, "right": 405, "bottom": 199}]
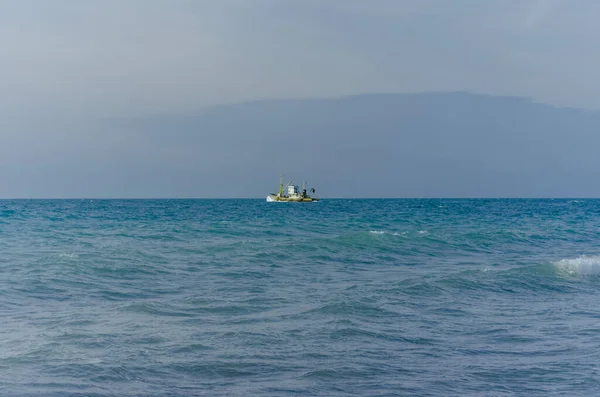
[
  {"left": 2, "top": 0, "right": 599, "bottom": 116},
  {"left": 1, "top": 0, "right": 599, "bottom": 197}
]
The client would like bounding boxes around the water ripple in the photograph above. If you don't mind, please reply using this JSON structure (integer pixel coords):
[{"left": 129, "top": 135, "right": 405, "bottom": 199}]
[{"left": 2, "top": 199, "right": 600, "bottom": 396}]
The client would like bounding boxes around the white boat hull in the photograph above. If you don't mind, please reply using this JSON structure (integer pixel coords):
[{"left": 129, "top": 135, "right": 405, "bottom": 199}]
[{"left": 266, "top": 194, "right": 319, "bottom": 202}]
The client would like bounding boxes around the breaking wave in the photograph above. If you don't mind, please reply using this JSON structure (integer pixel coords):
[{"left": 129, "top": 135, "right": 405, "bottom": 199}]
[{"left": 554, "top": 255, "right": 600, "bottom": 276}]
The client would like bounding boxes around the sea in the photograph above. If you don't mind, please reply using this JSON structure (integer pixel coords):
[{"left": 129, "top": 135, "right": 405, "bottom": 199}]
[{"left": 2, "top": 198, "right": 600, "bottom": 396}]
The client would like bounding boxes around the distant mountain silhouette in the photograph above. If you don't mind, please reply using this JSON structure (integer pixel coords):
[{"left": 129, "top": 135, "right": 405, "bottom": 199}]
[{"left": 117, "top": 91, "right": 600, "bottom": 198}]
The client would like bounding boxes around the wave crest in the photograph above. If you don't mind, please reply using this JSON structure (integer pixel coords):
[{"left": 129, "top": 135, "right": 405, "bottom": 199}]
[{"left": 554, "top": 255, "right": 600, "bottom": 276}]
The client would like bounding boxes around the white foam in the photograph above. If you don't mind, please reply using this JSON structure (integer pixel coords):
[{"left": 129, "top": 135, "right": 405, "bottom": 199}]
[
  {"left": 58, "top": 252, "right": 79, "bottom": 259},
  {"left": 370, "top": 230, "right": 422, "bottom": 236},
  {"left": 554, "top": 255, "right": 600, "bottom": 276}
]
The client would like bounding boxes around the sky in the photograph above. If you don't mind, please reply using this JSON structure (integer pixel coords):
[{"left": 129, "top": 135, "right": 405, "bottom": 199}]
[{"left": 1, "top": 0, "right": 599, "bottom": 197}]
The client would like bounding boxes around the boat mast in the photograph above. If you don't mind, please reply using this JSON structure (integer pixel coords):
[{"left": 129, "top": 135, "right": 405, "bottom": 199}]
[{"left": 279, "top": 174, "right": 283, "bottom": 196}]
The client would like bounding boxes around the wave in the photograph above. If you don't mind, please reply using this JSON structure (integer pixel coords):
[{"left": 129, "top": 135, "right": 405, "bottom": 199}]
[
  {"left": 395, "top": 257, "right": 598, "bottom": 297},
  {"left": 303, "top": 301, "right": 399, "bottom": 318},
  {"left": 369, "top": 230, "right": 426, "bottom": 236},
  {"left": 554, "top": 255, "right": 600, "bottom": 276}
]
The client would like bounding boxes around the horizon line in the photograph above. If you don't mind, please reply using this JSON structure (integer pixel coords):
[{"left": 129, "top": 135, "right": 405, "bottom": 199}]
[{"left": 0, "top": 197, "right": 595, "bottom": 200}]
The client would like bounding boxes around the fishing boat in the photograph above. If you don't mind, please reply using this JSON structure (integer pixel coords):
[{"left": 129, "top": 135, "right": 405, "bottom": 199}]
[{"left": 267, "top": 175, "right": 320, "bottom": 202}]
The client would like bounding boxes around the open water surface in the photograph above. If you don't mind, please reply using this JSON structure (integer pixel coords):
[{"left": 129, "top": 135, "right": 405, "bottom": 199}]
[{"left": 2, "top": 199, "right": 600, "bottom": 396}]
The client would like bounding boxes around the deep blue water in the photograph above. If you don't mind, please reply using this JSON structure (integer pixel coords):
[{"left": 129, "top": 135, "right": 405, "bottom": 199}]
[{"left": 2, "top": 199, "right": 600, "bottom": 396}]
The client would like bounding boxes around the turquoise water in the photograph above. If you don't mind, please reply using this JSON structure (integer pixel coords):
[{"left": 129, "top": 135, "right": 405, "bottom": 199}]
[{"left": 2, "top": 199, "right": 600, "bottom": 396}]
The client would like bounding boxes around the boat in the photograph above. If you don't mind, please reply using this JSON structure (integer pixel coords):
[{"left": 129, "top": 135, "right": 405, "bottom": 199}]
[{"left": 267, "top": 175, "right": 320, "bottom": 202}]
